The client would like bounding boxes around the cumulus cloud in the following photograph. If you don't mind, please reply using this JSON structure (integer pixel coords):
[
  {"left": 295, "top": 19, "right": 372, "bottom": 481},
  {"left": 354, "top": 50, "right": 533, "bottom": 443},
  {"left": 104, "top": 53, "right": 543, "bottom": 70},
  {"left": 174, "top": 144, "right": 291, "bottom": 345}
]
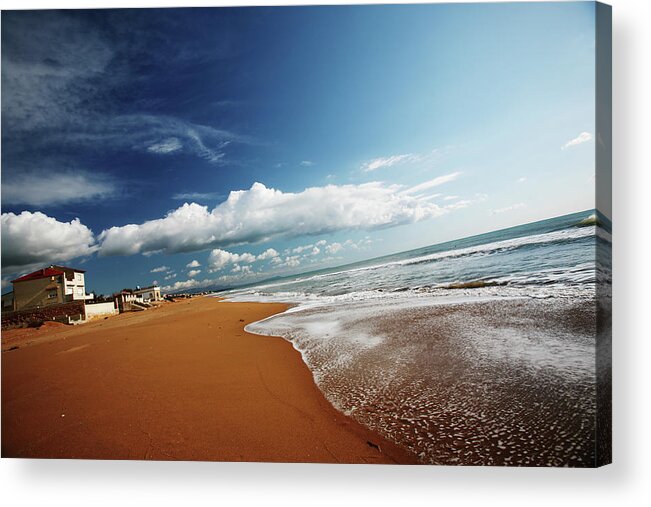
[
  {"left": 150, "top": 265, "right": 169, "bottom": 273},
  {"left": 562, "top": 132, "right": 593, "bottom": 150},
  {"left": 186, "top": 260, "right": 201, "bottom": 268},
  {"left": 361, "top": 153, "right": 415, "bottom": 172},
  {"left": 257, "top": 248, "right": 279, "bottom": 261},
  {"left": 187, "top": 269, "right": 201, "bottom": 278},
  {"left": 292, "top": 243, "right": 314, "bottom": 254},
  {"left": 231, "top": 264, "right": 252, "bottom": 274},
  {"left": 325, "top": 242, "right": 343, "bottom": 255},
  {"left": 1, "top": 211, "right": 97, "bottom": 274},
  {"left": 162, "top": 278, "right": 206, "bottom": 293},
  {"left": 98, "top": 179, "right": 456, "bottom": 257},
  {"left": 280, "top": 256, "right": 301, "bottom": 268},
  {"left": 207, "top": 249, "right": 256, "bottom": 271},
  {"left": 2, "top": 171, "right": 116, "bottom": 207}
]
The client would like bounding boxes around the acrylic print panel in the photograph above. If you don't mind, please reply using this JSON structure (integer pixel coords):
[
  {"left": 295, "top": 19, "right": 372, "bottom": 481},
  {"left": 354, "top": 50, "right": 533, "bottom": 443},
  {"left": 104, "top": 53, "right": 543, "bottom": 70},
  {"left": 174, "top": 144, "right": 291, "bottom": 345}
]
[{"left": 0, "top": 2, "right": 611, "bottom": 467}]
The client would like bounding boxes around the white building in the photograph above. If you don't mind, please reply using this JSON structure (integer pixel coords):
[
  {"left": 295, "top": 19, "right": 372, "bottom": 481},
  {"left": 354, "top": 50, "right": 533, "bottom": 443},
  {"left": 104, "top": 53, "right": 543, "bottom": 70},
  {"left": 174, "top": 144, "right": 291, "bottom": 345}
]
[{"left": 133, "top": 285, "right": 162, "bottom": 303}]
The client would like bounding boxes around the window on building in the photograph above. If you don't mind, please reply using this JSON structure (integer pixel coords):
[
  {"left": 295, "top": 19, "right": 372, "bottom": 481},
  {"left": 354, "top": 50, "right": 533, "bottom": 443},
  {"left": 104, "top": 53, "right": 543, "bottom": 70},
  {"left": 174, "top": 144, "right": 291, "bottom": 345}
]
[
  {"left": 47, "top": 290, "right": 57, "bottom": 299},
  {"left": 76, "top": 273, "right": 83, "bottom": 281},
  {"left": 76, "top": 287, "right": 84, "bottom": 295}
]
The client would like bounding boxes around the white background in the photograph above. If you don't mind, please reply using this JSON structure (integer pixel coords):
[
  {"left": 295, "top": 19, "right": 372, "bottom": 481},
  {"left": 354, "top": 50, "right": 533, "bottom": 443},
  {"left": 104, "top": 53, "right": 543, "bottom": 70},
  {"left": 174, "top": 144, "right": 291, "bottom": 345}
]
[{"left": 0, "top": 0, "right": 649, "bottom": 505}]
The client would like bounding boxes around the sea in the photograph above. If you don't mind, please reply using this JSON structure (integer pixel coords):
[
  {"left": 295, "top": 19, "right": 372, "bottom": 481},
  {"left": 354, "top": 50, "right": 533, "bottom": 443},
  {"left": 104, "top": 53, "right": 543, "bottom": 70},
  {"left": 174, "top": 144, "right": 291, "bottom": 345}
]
[{"left": 219, "top": 209, "right": 612, "bottom": 466}]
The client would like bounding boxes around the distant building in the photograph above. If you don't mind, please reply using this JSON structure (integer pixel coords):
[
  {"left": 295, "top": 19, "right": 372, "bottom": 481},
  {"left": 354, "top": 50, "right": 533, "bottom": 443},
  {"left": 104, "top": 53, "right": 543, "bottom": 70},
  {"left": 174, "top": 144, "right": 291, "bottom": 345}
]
[
  {"left": 113, "top": 285, "right": 161, "bottom": 313},
  {"left": 2, "top": 292, "right": 14, "bottom": 312},
  {"left": 133, "top": 285, "right": 162, "bottom": 303},
  {"left": 10, "top": 265, "right": 93, "bottom": 311},
  {"left": 114, "top": 290, "right": 139, "bottom": 313}
]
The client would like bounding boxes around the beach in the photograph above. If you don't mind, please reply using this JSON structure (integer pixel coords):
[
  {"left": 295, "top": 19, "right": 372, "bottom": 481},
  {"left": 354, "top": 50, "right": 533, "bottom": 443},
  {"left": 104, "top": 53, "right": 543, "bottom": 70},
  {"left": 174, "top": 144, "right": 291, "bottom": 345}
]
[{"left": 1, "top": 297, "right": 415, "bottom": 463}]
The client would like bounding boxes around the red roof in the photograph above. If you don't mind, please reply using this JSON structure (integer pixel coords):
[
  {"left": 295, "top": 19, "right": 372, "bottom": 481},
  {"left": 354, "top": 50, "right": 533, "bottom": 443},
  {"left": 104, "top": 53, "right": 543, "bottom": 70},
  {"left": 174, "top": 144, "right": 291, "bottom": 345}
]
[
  {"left": 51, "top": 264, "right": 86, "bottom": 273},
  {"left": 12, "top": 267, "right": 65, "bottom": 283}
]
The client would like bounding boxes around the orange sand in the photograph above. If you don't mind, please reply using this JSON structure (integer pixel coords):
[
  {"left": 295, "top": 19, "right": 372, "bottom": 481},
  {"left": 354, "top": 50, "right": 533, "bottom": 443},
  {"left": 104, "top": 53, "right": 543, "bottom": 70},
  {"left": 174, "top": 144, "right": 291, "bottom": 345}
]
[{"left": 1, "top": 297, "right": 415, "bottom": 463}]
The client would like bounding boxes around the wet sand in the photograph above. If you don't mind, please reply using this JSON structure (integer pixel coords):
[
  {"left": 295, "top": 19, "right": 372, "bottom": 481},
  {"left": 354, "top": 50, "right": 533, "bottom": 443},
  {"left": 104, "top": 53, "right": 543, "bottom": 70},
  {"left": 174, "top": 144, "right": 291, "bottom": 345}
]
[{"left": 1, "top": 297, "right": 415, "bottom": 463}]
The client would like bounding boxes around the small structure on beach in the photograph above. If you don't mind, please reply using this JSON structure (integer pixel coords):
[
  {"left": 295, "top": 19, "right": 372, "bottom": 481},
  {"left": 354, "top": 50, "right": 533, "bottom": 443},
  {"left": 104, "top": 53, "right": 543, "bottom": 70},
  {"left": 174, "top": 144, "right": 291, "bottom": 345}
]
[
  {"left": 113, "top": 285, "right": 161, "bottom": 313},
  {"left": 133, "top": 285, "right": 162, "bottom": 303}
]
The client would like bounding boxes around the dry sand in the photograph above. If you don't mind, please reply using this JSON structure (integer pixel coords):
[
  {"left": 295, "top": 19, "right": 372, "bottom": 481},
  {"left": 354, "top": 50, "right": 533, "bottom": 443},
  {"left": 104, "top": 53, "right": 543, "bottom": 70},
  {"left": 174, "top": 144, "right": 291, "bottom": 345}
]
[{"left": 1, "top": 297, "right": 416, "bottom": 463}]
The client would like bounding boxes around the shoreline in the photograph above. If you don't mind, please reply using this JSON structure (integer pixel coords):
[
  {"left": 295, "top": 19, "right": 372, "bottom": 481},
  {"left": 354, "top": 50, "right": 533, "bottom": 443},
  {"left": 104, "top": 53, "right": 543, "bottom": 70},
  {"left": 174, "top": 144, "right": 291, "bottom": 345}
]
[{"left": 1, "top": 297, "right": 417, "bottom": 464}]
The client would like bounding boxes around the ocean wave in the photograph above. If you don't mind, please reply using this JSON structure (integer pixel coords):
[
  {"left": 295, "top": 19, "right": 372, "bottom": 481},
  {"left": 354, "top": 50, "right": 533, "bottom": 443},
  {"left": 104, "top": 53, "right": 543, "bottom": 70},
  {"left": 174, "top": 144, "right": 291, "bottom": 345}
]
[{"left": 397, "top": 226, "right": 596, "bottom": 268}]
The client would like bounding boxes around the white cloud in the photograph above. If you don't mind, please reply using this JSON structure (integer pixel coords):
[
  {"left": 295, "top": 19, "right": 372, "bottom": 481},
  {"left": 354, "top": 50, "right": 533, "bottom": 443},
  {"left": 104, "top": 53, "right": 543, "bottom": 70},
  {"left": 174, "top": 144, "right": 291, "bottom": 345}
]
[
  {"left": 207, "top": 249, "right": 256, "bottom": 272},
  {"left": 162, "top": 278, "right": 206, "bottom": 293},
  {"left": 491, "top": 203, "right": 526, "bottom": 214},
  {"left": 2, "top": 171, "right": 116, "bottom": 207},
  {"left": 325, "top": 242, "right": 343, "bottom": 254},
  {"left": 164, "top": 273, "right": 177, "bottom": 280},
  {"left": 361, "top": 153, "right": 414, "bottom": 172},
  {"left": 187, "top": 269, "right": 201, "bottom": 278},
  {"left": 99, "top": 180, "right": 454, "bottom": 257},
  {"left": 562, "top": 132, "right": 593, "bottom": 150},
  {"left": 150, "top": 265, "right": 169, "bottom": 273},
  {"left": 231, "top": 265, "right": 252, "bottom": 274},
  {"left": 186, "top": 259, "right": 201, "bottom": 268},
  {"left": 315, "top": 239, "right": 327, "bottom": 246},
  {"left": 172, "top": 192, "right": 223, "bottom": 201},
  {"left": 147, "top": 137, "right": 182, "bottom": 154},
  {"left": 300, "top": 160, "right": 315, "bottom": 167},
  {"left": 311, "top": 246, "right": 320, "bottom": 256},
  {"left": 518, "top": 177, "right": 527, "bottom": 183},
  {"left": 257, "top": 248, "right": 279, "bottom": 261},
  {"left": 1, "top": 211, "right": 96, "bottom": 274},
  {"left": 292, "top": 243, "right": 314, "bottom": 254},
  {"left": 443, "top": 195, "right": 459, "bottom": 201},
  {"left": 401, "top": 172, "right": 461, "bottom": 195},
  {"left": 281, "top": 256, "right": 301, "bottom": 268},
  {"left": 343, "top": 237, "right": 374, "bottom": 250}
]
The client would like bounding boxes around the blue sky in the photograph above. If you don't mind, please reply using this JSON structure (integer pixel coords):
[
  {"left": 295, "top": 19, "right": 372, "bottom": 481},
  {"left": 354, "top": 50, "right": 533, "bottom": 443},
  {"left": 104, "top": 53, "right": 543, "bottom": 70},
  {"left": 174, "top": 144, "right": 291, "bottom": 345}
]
[{"left": 1, "top": 3, "right": 597, "bottom": 295}]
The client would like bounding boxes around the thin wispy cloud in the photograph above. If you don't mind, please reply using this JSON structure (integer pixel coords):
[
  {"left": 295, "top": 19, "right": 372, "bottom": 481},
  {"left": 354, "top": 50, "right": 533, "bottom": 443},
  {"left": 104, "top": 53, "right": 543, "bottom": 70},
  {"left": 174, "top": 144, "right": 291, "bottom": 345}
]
[
  {"left": 300, "top": 160, "right": 315, "bottom": 167},
  {"left": 2, "top": 171, "right": 117, "bottom": 207},
  {"left": 147, "top": 137, "right": 182, "bottom": 154},
  {"left": 150, "top": 266, "right": 169, "bottom": 273},
  {"left": 562, "top": 132, "right": 593, "bottom": 150},
  {"left": 361, "top": 153, "right": 415, "bottom": 172},
  {"left": 172, "top": 192, "right": 224, "bottom": 201},
  {"left": 491, "top": 202, "right": 525, "bottom": 214},
  {"left": 401, "top": 172, "right": 461, "bottom": 195},
  {"left": 1, "top": 11, "right": 248, "bottom": 174}
]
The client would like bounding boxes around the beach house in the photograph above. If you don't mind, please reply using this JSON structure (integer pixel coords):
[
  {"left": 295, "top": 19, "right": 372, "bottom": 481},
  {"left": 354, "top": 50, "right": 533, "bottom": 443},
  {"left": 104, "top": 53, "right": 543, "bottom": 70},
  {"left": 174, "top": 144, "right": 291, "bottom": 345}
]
[{"left": 10, "top": 265, "right": 92, "bottom": 311}]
